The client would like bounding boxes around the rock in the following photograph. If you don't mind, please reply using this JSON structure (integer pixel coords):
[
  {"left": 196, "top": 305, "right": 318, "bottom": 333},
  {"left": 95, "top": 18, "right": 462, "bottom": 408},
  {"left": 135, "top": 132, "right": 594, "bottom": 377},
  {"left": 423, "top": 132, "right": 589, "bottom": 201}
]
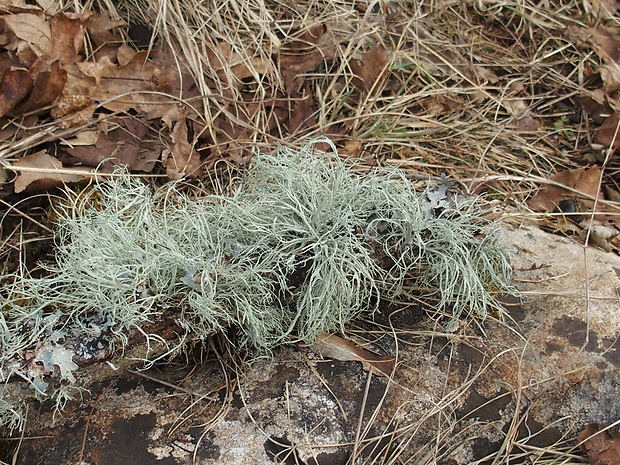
[{"left": 2, "top": 223, "right": 619, "bottom": 464}]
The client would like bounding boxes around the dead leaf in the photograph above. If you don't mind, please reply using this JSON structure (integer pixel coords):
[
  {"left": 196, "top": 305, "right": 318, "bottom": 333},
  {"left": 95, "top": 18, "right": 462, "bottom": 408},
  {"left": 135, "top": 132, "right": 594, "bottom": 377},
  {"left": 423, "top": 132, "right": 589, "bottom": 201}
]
[
  {"left": 161, "top": 118, "right": 203, "bottom": 180},
  {"left": 566, "top": 26, "right": 620, "bottom": 109},
  {"left": 206, "top": 41, "right": 269, "bottom": 84},
  {"left": 310, "top": 333, "right": 396, "bottom": 377},
  {"left": 516, "top": 116, "right": 540, "bottom": 132},
  {"left": 504, "top": 99, "right": 530, "bottom": 119},
  {"left": 339, "top": 139, "right": 363, "bottom": 158},
  {"left": 51, "top": 93, "right": 95, "bottom": 127},
  {"left": 49, "top": 60, "right": 96, "bottom": 127},
  {"left": 93, "top": 50, "right": 176, "bottom": 119},
  {"left": 580, "top": 96, "right": 612, "bottom": 124},
  {"left": 350, "top": 46, "right": 389, "bottom": 92},
  {"left": 279, "top": 24, "right": 336, "bottom": 95},
  {"left": 604, "top": 184, "right": 620, "bottom": 202},
  {"left": 87, "top": 11, "right": 124, "bottom": 40},
  {"left": 12, "top": 150, "right": 87, "bottom": 192},
  {"left": 13, "top": 56, "right": 66, "bottom": 114},
  {"left": 48, "top": 12, "right": 92, "bottom": 64},
  {"left": 566, "top": 25, "right": 620, "bottom": 62},
  {"left": 587, "top": 0, "right": 620, "bottom": 20},
  {"left": 590, "top": 26, "right": 620, "bottom": 62},
  {"left": 67, "top": 118, "right": 158, "bottom": 172},
  {"left": 2, "top": 13, "right": 52, "bottom": 59},
  {"left": 59, "top": 129, "right": 98, "bottom": 146},
  {"left": 578, "top": 423, "right": 620, "bottom": 465},
  {"left": 599, "top": 63, "right": 620, "bottom": 95},
  {"left": 528, "top": 166, "right": 602, "bottom": 212},
  {"left": 116, "top": 43, "right": 137, "bottom": 67},
  {"left": 35, "top": 0, "right": 61, "bottom": 14},
  {"left": 527, "top": 166, "right": 620, "bottom": 251},
  {"left": 87, "top": 12, "right": 125, "bottom": 62},
  {"left": 0, "top": 0, "right": 42, "bottom": 12},
  {"left": 0, "top": 65, "right": 32, "bottom": 117},
  {"left": 287, "top": 83, "right": 316, "bottom": 133},
  {"left": 77, "top": 54, "right": 115, "bottom": 86},
  {"left": 595, "top": 113, "right": 620, "bottom": 150},
  {"left": 579, "top": 223, "right": 620, "bottom": 251}
]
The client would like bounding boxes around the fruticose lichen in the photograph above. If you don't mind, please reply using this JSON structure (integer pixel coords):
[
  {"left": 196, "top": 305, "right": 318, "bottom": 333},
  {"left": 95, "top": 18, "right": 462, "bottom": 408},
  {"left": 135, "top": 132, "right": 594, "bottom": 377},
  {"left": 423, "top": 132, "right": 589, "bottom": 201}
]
[{"left": 0, "top": 138, "right": 516, "bottom": 431}]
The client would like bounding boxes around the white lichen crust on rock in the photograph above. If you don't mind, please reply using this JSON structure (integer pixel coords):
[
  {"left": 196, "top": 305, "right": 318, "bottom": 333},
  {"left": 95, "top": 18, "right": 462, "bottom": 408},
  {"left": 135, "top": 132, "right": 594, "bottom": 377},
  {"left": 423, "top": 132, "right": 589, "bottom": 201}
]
[{"left": 0, "top": 138, "right": 515, "bottom": 431}]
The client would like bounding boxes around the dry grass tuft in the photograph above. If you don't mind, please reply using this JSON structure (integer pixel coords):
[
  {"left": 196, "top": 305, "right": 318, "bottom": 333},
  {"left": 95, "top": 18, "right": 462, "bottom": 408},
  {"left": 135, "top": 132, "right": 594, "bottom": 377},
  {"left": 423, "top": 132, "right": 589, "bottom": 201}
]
[{"left": 68, "top": 0, "right": 606, "bottom": 205}]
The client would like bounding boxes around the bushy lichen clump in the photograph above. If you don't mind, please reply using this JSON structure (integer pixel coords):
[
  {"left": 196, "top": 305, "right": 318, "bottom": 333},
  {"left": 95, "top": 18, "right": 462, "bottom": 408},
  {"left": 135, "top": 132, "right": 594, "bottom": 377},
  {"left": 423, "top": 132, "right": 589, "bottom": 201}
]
[{"left": 0, "top": 138, "right": 515, "bottom": 430}]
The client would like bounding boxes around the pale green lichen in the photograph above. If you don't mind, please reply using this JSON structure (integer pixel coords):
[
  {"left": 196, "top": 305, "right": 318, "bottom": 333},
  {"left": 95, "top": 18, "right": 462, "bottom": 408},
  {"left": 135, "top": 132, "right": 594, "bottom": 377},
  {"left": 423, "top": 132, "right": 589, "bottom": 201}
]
[{"left": 0, "top": 137, "right": 516, "bottom": 431}]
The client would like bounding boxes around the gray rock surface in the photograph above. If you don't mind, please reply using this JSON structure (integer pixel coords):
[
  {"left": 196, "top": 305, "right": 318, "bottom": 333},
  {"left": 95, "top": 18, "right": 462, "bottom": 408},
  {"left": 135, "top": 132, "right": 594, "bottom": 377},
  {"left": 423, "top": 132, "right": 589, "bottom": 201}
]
[{"left": 3, "top": 223, "right": 619, "bottom": 464}]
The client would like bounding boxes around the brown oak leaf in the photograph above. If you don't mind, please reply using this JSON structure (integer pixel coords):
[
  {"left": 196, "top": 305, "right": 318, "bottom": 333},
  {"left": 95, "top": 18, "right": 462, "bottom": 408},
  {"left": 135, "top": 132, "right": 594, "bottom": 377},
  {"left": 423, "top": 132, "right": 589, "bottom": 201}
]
[
  {"left": 350, "top": 46, "right": 389, "bottom": 92},
  {"left": 578, "top": 423, "right": 620, "bottom": 465},
  {"left": 12, "top": 150, "right": 87, "bottom": 193},
  {"left": 310, "top": 333, "right": 396, "bottom": 377},
  {"left": 162, "top": 118, "right": 203, "bottom": 180}
]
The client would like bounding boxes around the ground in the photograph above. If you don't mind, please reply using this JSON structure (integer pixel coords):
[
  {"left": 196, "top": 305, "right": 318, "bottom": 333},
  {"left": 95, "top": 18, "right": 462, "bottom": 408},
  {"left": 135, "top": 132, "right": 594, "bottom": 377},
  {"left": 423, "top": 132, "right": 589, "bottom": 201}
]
[{"left": 1, "top": 0, "right": 620, "bottom": 464}]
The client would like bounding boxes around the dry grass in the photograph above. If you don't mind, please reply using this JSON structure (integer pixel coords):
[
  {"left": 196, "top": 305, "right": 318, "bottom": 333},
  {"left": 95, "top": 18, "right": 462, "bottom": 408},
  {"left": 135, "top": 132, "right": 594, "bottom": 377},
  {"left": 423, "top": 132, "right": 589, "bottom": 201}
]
[
  {"left": 132, "top": 2, "right": 602, "bottom": 172},
  {"left": 46, "top": 0, "right": 602, "bottom": 196}
]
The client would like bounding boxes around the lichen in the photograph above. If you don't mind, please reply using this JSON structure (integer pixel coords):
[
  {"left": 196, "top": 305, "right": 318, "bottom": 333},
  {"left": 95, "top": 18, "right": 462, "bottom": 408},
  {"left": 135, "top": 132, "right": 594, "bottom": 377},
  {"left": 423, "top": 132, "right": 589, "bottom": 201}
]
[{"left": 0, "top": 137, "right": 516, "bottom": 431}]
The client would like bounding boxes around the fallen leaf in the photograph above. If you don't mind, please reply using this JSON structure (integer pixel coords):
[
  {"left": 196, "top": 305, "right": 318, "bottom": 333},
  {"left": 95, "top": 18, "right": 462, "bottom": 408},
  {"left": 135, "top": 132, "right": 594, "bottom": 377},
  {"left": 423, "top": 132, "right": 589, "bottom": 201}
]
[
  {"left": 1, "top": 0, "right": 42, "bottom": 12},
  {"left": 13, "top": 56, "right": 66, "bottom": 114},
  {"left": 87, "top": 12, "right": 125, "bottom": 62},
  {"left": 516, "top": 116, "right": 540, "bottom": 132},
  {"left": 590, "top": 26, "right": 620, "bottom": 62},
  {"left": 566, "top": 25, "right": 620, "bottom": 109},
  {"left": 604, "top": 184, "right": 620, "bottom": 202},
  {"left": 587, "top": 0, "right": 620, "bottom": 20},
  {"left": 595, "top": 113, "right": 620, "bottom": 150},
  {"left": 599, "top": 63, "right": 620, "bottom": 95},
  {"left": 161, "top": 118, "right": 203, "bottom": 180},
  {"left": 2, "top": 12, "right": 52, "bottom": 59},
  {"left": 339, "top": 139, "right": 363, "bottom": 158},
  {"left": 528, "top": 166, "right": 602, "bottom": 212},
  {"left": 579, "top": 223, "right": 620, "bottom": 251},
  {"left": 51, "top": 93, "right": 95, "bottom": 128},
  {"left": 473, "top": 65, "right": 499, "bottom": 84},
  {"left": 287, "top": 83, "right": 316, "bottom": 133},
  {"left": 93, "top": 50, "right": 176, "bottom": 119},
  {"left": 503, "top": 98, "right": 530, "bottom": 119},
  {"left": 12, "top": 150, "right": 87, "bottom": 192},
  {"left": 35, "top": 0, "right": 61, "bottom": 14},
  {"left": 206, "top": 41, "right": 269, "bottom": 84},
  {"left": 77, "top": 54, "right": 115, "bottom": 86},
  {"left": 580, "top": 96, "right": 613, "bottom": 124},
  {"left": 566, "top": 25, "right": 620, "bottom": 62},
  {"left": 279, "top": 24, "right": 336, "bottom": 95},
  {"left": 310, "top": 333, "right": 396, "bottom": 377},
  {"left": 116, "top": 43, "right": 137, "bottom": 67},
  {"left": 50, "top": 60, "right": 96, "bottom": 127},
  {"left": 48, "top": 12, "right": 92, "bottom": 64},
  {"left": 528, "top": 166, "right": 620, "bottom": 251},
  {"left": 67, "top": 118, "right": 158, "bottom": 172},
  {"left": 0, "top": 65, "right": 32, "bottom": 117},
  {"left": 350, "top": 46, "right": 389, "bottom": 92},
  {"left": 87, "top": 10, "right": 125, "bottom": 39},
  {"left": 59, "top": 129, "right": 98, "bottom": 146},
  {"left": 578, "top": 423, "right": 620, "bottom": 465}
]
